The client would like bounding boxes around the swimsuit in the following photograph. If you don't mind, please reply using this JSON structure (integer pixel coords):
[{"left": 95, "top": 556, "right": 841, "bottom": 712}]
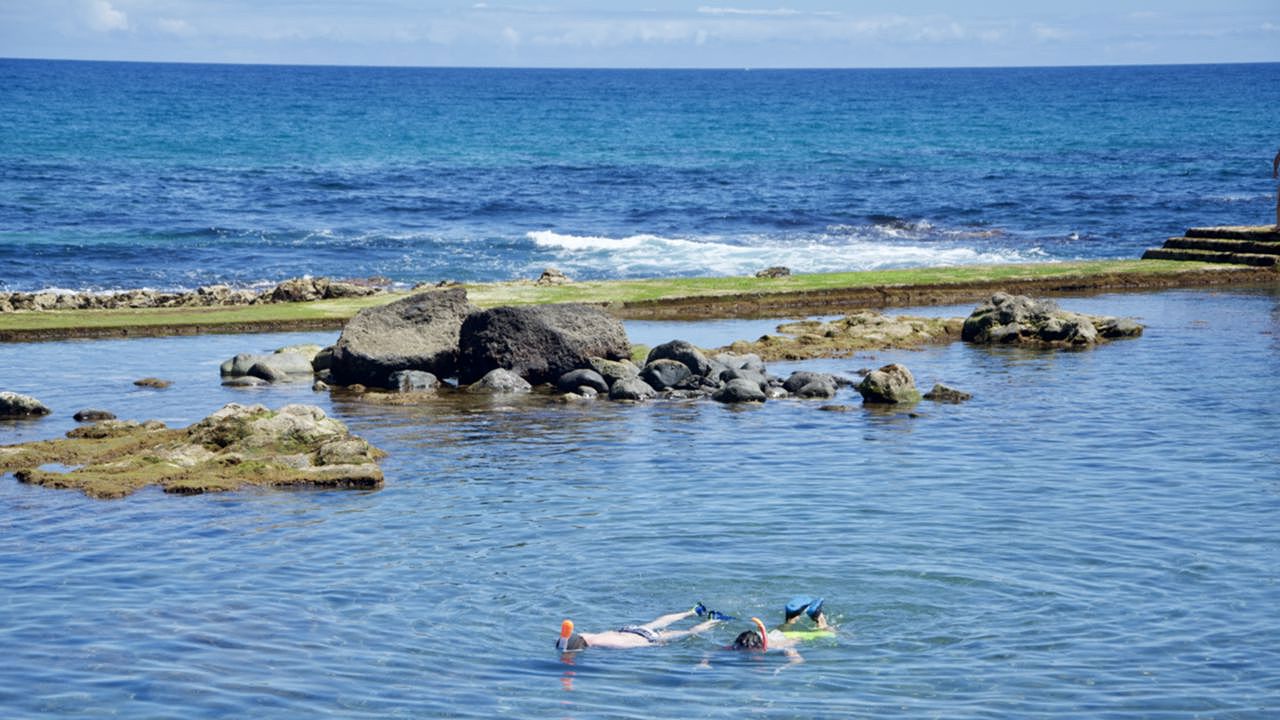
[{"left": 617, "top": 625, "right": 662, "bottom": 644}]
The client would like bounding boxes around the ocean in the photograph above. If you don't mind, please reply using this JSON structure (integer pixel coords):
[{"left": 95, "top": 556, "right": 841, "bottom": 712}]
[
  {"left": 1, "top": 59, "right": 1278, "bottom": 292},
  {"left": 3, "top": 60, "right": 1280, "bottom": 718}
]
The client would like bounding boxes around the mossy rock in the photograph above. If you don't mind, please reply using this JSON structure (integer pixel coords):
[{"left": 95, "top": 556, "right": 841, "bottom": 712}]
[{"left": 0, "top": 403, "right": 385, "bottom": 499}]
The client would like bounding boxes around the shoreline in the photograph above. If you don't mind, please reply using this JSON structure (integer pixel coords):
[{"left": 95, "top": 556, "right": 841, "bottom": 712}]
[{"left": 0, "top": 260, "right": 1273, "bottom": 342}]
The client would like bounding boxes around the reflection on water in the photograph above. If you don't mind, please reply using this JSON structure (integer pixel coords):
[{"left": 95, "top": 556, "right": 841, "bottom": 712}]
[{"left": 1, "top": 289, "right": 1279, "bottom": 718}]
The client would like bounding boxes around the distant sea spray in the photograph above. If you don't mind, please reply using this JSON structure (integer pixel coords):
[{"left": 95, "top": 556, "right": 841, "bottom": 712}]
[{"left": 1, "top": 59, "right": 1277, "bottom": 292}]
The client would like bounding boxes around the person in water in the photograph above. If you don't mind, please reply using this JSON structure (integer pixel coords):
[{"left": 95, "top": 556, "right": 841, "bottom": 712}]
[
  {"left": 713, "top": 596, "right": 834, "bottom": 667},
  {"left": 556, "top": 606, "right": 722, "bottom": 651}
]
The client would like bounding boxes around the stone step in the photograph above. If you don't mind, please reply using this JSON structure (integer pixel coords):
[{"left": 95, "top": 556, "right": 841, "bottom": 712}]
[
  {"left": 1162, "top": 237, "right": 1280, "bottom": 255},
  {"left": 1141, "top": 247, "right": 1279, "bottom": 266},
  {"left": 1185, "top": 225, "right": 1280, "bottom": 241}
]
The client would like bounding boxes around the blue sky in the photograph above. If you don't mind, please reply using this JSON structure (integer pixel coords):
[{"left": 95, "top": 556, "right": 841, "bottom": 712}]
[{"left": 1, "top": 1, "right": 1276, "bottom": 68}]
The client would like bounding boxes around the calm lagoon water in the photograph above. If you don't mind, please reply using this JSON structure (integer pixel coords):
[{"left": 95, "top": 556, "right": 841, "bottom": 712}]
[{"left": 1, "top": 288, "right": 1278, "bottom": 718}]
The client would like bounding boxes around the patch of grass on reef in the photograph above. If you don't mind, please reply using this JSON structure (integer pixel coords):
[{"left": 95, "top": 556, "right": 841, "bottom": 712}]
[
  {"left": 462, "top": 260, "right": 1237, "bottom": 306},
  {"left": 0, "top": 259, "right": 1260, "bottom": 339}
]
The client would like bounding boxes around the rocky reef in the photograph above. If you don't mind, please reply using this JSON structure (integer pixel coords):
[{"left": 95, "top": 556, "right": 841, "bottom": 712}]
[
  {"left": 0, "top": 276, "right": 385, "bottom": 313},
  {"left": 962, "top": 292, "right": 1143, "bottom": 347},
  {"left": 0, "top": 403, "right": 385, "bottom": 499},
  {"left": 721, "top": 311, "right": 963, "bottom": 361}
]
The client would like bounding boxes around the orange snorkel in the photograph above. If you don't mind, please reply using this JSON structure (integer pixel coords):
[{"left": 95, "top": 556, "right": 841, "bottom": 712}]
[
  {"left": 557, "top": 619, "right": 575, "bottom": 652},
  {"left": 751, "top": 617, "right": 768, "bottom": 651}
]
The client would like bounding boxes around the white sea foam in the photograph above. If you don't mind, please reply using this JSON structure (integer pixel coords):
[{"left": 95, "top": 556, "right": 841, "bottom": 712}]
[{"left": 527, "top": 228, "right": 1042, "bottom": 278}]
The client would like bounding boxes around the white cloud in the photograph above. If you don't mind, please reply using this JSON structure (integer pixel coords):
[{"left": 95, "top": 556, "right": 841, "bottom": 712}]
[
  {"left": 502, "top": 26, "right": 520, "bottom": 45},
  {"left": 157, "top": 18, "right": 195, "bottom": 37},
  {"left": 85, "top": 0, "right": 127, "bottom": 32},
  {"left": 697, "top": 7, "right": 802, "bottom": 16}
]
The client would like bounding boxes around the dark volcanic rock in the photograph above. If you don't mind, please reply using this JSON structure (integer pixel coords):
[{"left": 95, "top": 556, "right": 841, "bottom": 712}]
[
  {"left": 608, "top": 377, "right": 656, "bottom": 402},
  {"left": 855, "top": 364, "right": 921, "bottom": 404},
  {"left": 712, "top": 378, "right": 767, "bottom": 403},
  {"left": 0, "top": 391, "right": 51, "bottom": 417},
  {"left": 923, "top": 383, "right": 972, "bottom": 403},
  {"left": 646, "top": 340, "right": 714, "bottom": 377},
  {"left": 640, "top": 358, "right": 693, "bottom": 390},
  {"left": 330, "top": 288, "right": 476, "bottom": 388},
  {"left": 556, "top": 369, "right": 609, "bottom": 394},
  {"left": 457, "top": 304, "right": 630, "bottom": 385}
]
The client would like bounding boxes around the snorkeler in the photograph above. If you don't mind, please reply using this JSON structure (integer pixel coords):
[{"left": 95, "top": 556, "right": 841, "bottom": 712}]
[
  {"left": 556, "top": 606, "right": 722, "bottom": 651},
  {"left": 710, "top": 597, "right": 835, "bottom": 667}
]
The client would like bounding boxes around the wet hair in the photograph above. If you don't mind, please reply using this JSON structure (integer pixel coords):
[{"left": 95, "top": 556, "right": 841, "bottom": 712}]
[
  {"left": 560, "top": 633, "right": 588, "bottom": 651},
  {"left": 732, "top": 630, "right": 764, "bottom": 650}
]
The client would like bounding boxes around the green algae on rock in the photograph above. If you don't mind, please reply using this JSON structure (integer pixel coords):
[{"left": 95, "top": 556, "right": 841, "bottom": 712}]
[
  {"left": 0, "top": 404, "right": 386, "bottom": 499},
  {"left": 719, "top": 311, "right": 964, "bottom": 361}
]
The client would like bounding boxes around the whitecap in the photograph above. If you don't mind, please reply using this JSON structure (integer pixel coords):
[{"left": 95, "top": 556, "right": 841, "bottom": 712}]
[{"left": 525, "top": 229, "right": 1045, "bottom": 279}]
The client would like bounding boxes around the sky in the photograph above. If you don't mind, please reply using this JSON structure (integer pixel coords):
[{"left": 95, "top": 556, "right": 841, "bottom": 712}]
[{"left": 0, "top": 0, "right": 1277, "bottom": 69}]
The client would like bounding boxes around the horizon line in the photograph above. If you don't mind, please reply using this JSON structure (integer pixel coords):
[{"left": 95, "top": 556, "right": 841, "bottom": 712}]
[{"left": 3, "top": 55, "right": 1278, "bottom": 73}]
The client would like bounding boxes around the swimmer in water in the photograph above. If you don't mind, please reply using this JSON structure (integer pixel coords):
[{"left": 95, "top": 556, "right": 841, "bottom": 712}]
[{"left": 556, "top": 606, "right": 722, "bottom": 652}]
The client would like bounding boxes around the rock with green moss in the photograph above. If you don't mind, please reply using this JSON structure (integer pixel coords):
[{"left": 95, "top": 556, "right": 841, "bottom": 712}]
[
  {"left": 721, "top": 311, "right": 963, "bottom": 361},
  {"left": 856, "top": 364, "right": 921, "bottom": 404},
  {"left": 0, "top": 403, "right": 385, "bottom": 499},
  {"left": 961, "top": 293, "right": 1143, "bottom": 347}
]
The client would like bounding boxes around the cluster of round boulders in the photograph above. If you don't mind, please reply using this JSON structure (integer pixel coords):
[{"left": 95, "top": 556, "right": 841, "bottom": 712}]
[
  {"left": 543, "top": 339, "right": 854, "bottom": 405},
  {"left": 962, "top": 292, "right": 1144, "bottom": 347},
  {"left": 221, "top": 345, "right": 326, "bottom": 387},
  {"left": 0, "top": 277, "right": 384, "bottom": 314}
]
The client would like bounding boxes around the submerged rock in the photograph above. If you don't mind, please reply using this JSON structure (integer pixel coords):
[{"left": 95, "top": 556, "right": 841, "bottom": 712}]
[
  {"left": 923, "top": 383, "right": 973, "bottom": 403},
  {"left": 466, "top": 368, "right": 533, "bottom": 394},
  {"left": 133, "top": 378, "right": 172, "bottom": 389},
  {"left": 73, "top": 409, "right": 116, "bottom": 422},
  {"left": 0, "top": 403, "right": 385, "bottom": 499}
]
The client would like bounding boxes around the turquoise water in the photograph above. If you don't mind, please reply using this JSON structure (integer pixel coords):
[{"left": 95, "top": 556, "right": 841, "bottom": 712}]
[
  {"left": 1, "top": 288, "right": 1278, "bottom": 718},
  {"left": 2, "top": 60, "right": 1279, "bottom": 291}
]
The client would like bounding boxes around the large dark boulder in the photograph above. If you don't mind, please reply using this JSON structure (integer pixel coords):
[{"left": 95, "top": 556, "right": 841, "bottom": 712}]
[
  {"left": 330, "top": 288, "right": 476, "bottom": 388},
  {"left": 457, "top": 304, "right": 630, "bottom": 385}
]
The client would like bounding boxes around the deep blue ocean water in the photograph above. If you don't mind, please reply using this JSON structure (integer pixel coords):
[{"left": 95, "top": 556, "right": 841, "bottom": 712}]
[
  {"left": 1, "top": 59, "right": 1279, "bottom": 291},
  {"left": 1, "top": 289, "right": 1279, "bottom": 718}
]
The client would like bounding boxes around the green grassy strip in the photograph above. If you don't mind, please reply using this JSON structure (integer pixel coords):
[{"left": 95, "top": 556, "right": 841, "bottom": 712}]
[{"left": 0, "top": 259, "right": 1250, "bottom": 334}]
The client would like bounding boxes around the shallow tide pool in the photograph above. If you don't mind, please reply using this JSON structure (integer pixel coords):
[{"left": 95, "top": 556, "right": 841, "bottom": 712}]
[{"left": 1, "top": 288, "right": 1278, "bottom": 719}]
